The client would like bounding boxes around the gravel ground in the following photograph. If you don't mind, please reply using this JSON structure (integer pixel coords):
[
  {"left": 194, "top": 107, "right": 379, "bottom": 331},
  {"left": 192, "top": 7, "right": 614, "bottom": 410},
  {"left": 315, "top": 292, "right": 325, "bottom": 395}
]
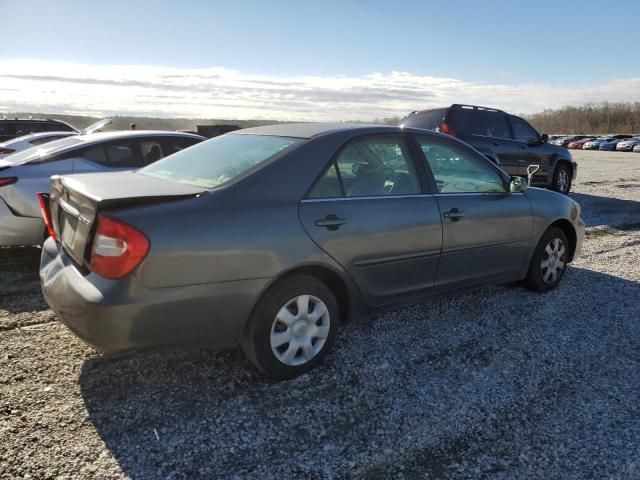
[{"left": 1, "top": 150, "right": 639, "bottom": 479}]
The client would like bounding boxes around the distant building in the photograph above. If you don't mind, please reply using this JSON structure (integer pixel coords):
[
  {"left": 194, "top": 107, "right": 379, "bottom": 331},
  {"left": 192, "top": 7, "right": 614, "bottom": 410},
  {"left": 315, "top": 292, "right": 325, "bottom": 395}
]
[{"left": 196, "top": 124, "right": 240, "bottom": 138}]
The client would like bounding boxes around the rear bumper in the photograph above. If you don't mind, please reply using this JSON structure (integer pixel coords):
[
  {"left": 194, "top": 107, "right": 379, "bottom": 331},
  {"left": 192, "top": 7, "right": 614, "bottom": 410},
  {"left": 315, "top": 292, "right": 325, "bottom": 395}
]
[
  {"left": 40, "top": 238, "right": 270, "bottom": 353},
  {"left": 0, "top": 197, "right": 44, "bottom": 246}
]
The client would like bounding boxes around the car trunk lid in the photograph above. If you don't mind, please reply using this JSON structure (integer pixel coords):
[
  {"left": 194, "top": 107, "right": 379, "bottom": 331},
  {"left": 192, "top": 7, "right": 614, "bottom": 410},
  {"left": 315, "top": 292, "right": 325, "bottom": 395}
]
[{"left": 49, "top": 171, "right": 205, "bottom": 267}]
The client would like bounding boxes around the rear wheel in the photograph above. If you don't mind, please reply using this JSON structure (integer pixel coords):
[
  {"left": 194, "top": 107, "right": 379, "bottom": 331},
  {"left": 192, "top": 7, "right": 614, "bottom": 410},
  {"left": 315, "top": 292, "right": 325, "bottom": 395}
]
[
  {"left": 241, "top": 274, "right": 339, "bottom": 379},
  {"left": 551, "top": 163, "right": 572, "bottom": 194},
  {"left": 523, "top": 227, "right": 569, "bottom": 292}
]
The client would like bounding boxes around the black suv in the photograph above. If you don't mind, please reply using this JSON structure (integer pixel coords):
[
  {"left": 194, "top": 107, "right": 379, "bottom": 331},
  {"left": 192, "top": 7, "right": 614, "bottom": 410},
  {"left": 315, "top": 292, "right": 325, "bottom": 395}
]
[
  {"left": 0, "top": 118, "right": 78, "bottom": 143},
  {"left": 401, "top": 104, "right": 577, "bottom": 194}
]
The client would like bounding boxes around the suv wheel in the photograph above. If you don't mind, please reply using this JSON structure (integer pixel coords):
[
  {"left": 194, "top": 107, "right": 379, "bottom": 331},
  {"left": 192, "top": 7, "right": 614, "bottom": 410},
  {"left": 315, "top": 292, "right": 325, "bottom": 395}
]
[
  {"left": 552, "top": 163, "right": 572, "bottom": 194},
  {"left": 523, "top": 227, "right": 569, "bottom": 292},
  {"left": 241, "top": 274, "right": 339, "bottom": 379}
]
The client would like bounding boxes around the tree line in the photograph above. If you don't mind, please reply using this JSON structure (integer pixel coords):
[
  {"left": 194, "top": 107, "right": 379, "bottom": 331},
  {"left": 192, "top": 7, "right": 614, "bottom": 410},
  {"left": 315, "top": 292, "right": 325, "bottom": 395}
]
[{"left": 525, "top": 102, "right": 640, "bottom": 135}]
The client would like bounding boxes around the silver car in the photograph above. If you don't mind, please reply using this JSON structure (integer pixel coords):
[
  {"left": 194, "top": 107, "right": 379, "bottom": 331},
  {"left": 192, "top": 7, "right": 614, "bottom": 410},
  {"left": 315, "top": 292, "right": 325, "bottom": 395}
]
[
  {"left": 0, "top": 130, "right": 205, "bottom": 246},
  {"left": 40, "top": 123, "right": 585, "bottom": 379},
  {"left": 616, "top": 137, "right": 640, "bottom": 152}
]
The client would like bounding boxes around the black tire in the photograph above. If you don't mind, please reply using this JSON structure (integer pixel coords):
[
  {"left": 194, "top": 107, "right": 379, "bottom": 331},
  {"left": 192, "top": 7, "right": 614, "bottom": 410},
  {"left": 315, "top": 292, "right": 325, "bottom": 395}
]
[
  {"left": 523, "top": 227, "right": 569, "bottom": 292},
  {"left": 241, "top": 274, "right": 339, "bottom": 380},
  {"left": 551, "top": 162, "right": 572, "bottom": 194}
]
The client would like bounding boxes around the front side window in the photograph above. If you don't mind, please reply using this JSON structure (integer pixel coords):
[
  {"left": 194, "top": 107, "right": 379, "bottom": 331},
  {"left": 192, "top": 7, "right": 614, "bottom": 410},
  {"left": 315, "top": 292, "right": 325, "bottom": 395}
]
[
  {"left": 417, "top": 137, "right": 506, "bottom": 194},
  {"left": 308, "top": 136, "right": 420, "bottom": 198},
  {"left": 140, "top": 134, "right": 301, "bottom": 189},
  {"left": 510, "top": 116, "right": 539, "bottom": 143}
]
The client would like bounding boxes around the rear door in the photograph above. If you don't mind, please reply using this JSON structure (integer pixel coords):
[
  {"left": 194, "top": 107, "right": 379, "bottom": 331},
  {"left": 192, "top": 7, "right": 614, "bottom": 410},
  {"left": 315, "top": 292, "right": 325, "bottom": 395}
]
[
  {"left": 414, "top": 135, "right": 532, "bottom": 290},
  {"left": 299, "top": 133, "right": 442, "bottom": 306}
]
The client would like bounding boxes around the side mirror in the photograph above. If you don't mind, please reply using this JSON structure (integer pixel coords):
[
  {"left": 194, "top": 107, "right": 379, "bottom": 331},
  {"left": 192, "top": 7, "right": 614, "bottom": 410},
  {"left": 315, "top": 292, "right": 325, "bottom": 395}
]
[
  {"left": 540, "top": 133, "right": 549, "bottom": 143},
  {"left": 509, "top": 176, "right": 528, "bottom": 193}
]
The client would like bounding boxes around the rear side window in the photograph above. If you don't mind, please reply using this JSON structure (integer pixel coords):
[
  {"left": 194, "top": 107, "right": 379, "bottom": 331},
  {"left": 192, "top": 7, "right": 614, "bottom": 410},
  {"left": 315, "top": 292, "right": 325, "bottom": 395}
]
[
  {"left": 448, "top": 108, "right": 487, "bottom": 136},
  {"left": 46, "top": 122, "right": 74, "bottom": 132},
  {"left": 79, "top": 146, "right": 109, "bottom": 166},
  {"left": 308, "top": 136, "right": 420, "bottom": 198},
  {"left": 485, "top": 112, "right": 511, "bottom": 139},
  {"left": 140, "top": 134, "right": 301, "bottom": 189}
]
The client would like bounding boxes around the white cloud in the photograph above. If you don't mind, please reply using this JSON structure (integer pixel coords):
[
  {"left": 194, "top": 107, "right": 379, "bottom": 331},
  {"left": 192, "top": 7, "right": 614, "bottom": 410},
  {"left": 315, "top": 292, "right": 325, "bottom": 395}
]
[{"left": 1, "top": 58, "right": 639, "bottom": 120}]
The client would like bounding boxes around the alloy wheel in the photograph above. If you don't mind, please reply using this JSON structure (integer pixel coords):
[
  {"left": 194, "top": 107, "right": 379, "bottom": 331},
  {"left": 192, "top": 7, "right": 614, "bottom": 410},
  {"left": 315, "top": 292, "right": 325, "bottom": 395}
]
[
  {"left": 557, "top": 170, "right": 569, "bottom": 192},
  {"left": 270, "top": 295, "right": 330, "bottom": 366},
  {"left": 540, "top": 238, "right": 566, "bottom": 284}
]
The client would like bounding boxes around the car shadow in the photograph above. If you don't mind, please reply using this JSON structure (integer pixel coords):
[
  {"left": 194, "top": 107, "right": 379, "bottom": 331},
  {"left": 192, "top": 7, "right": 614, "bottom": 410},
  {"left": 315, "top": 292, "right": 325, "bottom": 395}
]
[
  {"left": 78, "top": 265, "right": 640, "bottom": 479},
  {"left": 570, "top": 192, "right": 640, "bottom": 229},
  {"left": 0, "top": 246, "right": 47, "bottom": 314}
]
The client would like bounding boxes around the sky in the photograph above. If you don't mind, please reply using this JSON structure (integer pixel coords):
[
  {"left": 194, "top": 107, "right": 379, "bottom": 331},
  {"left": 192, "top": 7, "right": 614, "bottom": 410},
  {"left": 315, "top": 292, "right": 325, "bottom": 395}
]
[{"left": 1, "top": 0, "right": 639, "bottom": 121}]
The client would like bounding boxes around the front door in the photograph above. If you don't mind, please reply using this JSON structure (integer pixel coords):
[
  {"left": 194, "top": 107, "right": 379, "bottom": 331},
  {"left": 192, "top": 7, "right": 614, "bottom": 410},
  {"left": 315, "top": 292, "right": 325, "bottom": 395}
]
[
  {"left": 299, "top": 134, "right": 442, "bottom": 306},
  {"left": 413, "top": 135, "right": 532, "bottom": 290}
]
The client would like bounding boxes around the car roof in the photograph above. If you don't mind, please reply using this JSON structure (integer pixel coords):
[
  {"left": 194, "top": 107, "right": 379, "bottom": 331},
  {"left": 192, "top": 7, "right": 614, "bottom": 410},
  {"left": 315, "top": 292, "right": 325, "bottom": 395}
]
[
  {"left": 3, "top": 130, "right": 206, "bottom": 166},
  {"left": 232, "top": 123, "right": 403, "bottom": 139},
  {"left": 5, "top": 131, "right": 77, "bottom": 142}
]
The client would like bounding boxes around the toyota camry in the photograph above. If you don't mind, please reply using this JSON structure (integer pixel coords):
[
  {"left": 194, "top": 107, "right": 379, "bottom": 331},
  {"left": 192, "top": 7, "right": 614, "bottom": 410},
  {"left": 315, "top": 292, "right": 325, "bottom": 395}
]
[{"left": 39, "top": 124, "right": 585, "bottom": 379}]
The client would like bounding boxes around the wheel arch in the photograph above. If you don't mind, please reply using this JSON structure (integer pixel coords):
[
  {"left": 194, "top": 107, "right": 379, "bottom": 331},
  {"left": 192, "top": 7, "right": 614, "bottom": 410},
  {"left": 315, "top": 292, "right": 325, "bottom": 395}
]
[
  {"left": 252, "top": 262, "right": 360, "bottom": 325},
  {"left": 548, "top": 219, "right": 577, "bottom": 262}
]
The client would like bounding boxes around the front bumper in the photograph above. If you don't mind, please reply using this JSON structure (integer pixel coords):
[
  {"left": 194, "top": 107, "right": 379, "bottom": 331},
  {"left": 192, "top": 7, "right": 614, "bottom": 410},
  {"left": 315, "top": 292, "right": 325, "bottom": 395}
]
[
  {"left": 573, "top": 215, "right": 585, "bottom": 261},
  {"left": 0, "top": 197, "right": 44, "bottom": 246},
  {"left": 40, "top": 238, "right": 270, "bottom": 353}
]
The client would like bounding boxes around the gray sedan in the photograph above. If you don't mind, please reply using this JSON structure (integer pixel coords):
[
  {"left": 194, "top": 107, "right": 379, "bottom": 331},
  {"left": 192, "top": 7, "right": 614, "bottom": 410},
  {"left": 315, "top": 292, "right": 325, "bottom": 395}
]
[
  {"left": 0, "top": 130, "right": 204, "bottom": 246},
  {"left": 39, "top": 124, "right": 585, "bottom": 379}
]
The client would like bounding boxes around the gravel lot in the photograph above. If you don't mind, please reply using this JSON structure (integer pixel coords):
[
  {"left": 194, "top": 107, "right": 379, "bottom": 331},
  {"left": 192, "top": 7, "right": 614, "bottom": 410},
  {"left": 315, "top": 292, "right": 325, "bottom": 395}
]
[{"left": 1, "top": 150, "right": 639, "bottom": 479}]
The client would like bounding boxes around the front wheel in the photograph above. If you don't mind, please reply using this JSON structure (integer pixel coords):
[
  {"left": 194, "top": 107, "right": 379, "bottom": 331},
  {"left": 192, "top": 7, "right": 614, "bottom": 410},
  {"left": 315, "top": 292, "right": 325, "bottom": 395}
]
[
  {"left": 551, "top": 163, "right": 572, "bottom": 194},
  {"left": 523, "top": 227, "right": 569, "bottom": 292},
  {"left": 241, "top": 275, "right": 339, "bottom": 379}
]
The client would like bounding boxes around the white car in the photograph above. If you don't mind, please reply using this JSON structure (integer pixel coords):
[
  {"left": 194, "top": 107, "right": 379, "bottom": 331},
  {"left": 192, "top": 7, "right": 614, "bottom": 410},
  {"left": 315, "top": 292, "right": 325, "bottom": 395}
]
[
  {"left": 0, "top": 119, "right": 112, "bottom": 159},
  {"left": 0, "top": 131, "right": 77, "bottom": 159}
]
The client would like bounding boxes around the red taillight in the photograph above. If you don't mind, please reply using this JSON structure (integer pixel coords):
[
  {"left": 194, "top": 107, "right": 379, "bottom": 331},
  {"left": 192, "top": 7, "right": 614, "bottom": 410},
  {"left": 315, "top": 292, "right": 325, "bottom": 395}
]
[
  {"left": 440, "top": 123, "right": 455, "bottom": 136},
  {"left": 36, "top": 193, "right": 58, "bottom": 242},
  {"left": 89, "top": 214, "right": 149, "bottom": 279},
  {"left": 0, "top": 177, "right": 17, "bottom": 187},
  {"left": 0, "top": 148, "right": 16, "bottom": 155}
]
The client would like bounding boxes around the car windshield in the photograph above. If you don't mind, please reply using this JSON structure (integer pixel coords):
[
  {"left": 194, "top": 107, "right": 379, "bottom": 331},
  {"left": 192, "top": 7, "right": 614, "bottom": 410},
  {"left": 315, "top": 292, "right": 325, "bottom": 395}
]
[
  {"left": 139, "top": 133, "right": 302, "bottom": 189},
  {"left": 3, "top": 136, "right": 84, "bottom": 164}
]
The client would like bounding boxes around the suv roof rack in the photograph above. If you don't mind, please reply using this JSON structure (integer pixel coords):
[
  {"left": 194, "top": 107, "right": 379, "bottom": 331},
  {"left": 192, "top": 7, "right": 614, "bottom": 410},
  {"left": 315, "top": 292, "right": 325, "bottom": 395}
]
[{"left": 451, "top": 103, "right": 505, "bottom": 114}]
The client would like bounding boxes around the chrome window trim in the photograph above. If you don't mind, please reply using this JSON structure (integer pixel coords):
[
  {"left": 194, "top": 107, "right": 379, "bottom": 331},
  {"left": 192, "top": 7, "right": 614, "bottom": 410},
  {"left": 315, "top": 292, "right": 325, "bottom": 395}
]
[{"left": 300, "top": 192, "right": 522, "bottom": 203}]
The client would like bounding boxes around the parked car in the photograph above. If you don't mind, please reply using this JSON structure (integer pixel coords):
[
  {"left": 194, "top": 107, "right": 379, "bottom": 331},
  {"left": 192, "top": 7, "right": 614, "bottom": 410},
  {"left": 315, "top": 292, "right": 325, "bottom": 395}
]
[
  {"left": 567, "top": 137, "right": 597, "bottom": 149},
  {"left": 599, "top": 138, "right": 629, "bottom": 151},
  {"left": 0, "top": 119, "right": 111, "bottom": 159},
  {"left": 400, "top": 104, "right": 577, "bottom": 194},
  {"left": 615, "top": 137, "right": 640, "bottom": 152},
  {"left": 583, "top": 138, "right": 609, "bottom": 150},
  {"left": 0, "top": 132, "right": 77, "bottom": 159},
  {"left": 0, "top": 130, "right": 204, "bottom": 246},
  {"left": 39, "top": 123, "right": 585, "bottom": 379},
  {"left": 0, "top": 118, "right": 77, "bottom": 143},
  {"left": 558, "top": 135, "right": 593, "bottom": 148}
]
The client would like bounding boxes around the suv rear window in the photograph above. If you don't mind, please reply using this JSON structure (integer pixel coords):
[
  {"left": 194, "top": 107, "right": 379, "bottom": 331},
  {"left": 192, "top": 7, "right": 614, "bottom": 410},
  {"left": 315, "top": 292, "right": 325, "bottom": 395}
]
[
  {"left": 402, "top": 109, "right": 447, "bottom": 131},
  {"left": 139, "top": 134, "right": 302, "bottom": 189}
]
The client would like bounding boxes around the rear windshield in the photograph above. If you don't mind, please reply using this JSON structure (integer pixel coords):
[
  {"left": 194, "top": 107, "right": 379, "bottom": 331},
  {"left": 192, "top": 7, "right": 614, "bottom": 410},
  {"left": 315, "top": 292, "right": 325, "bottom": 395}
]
[
  {"left": 3, "top": 136, "right": 84, "bottom": 164},
  {"left": 139, "top": 134, "right": 302, "bottom": 189},
  {"left": 402, "top": 109, "right": 447, "bottom": 131}
]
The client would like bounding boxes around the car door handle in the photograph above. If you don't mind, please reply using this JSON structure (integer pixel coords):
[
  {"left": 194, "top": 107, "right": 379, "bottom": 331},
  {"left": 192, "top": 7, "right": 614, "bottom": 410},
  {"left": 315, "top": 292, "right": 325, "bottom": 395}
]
[
  {"left": 442, "top": 208, "right": 464, "bottom": 221},
  {"left": 315, "top": 214, "right": 347, "bottom": 230}
]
